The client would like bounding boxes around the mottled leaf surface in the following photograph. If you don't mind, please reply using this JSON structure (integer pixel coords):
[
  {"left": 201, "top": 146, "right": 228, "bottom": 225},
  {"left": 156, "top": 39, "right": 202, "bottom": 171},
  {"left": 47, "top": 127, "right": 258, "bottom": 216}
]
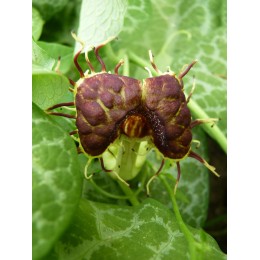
[
  {"left": 46, "top": 199, "right": 226, "bottom": 260},
  {"left": 32, "top": 103, "right": 82, "bottom": 259}
]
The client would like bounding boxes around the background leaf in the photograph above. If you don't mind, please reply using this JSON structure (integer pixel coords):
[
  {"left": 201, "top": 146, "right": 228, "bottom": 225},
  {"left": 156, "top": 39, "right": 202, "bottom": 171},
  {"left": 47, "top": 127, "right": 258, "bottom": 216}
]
[
  {"left": 32, "top": 69, "right": 71, "bottom": 110},
  {"left": 32, "top": 0, "right": 70, "bottom": 21},
  {"left": 37, "top": 41, "right": 74, "bottom": 74},
  {"left": 32, "top": 40, "right": 71, "bottom": 109},
  {"left": 38, "top": 0, "right": 82, "bottom": 46},
  {"left": 75, "top": 0, "right": 128, "bottom": 53},
  {"left": 46, "top": 199, "right": 226, "bottom": 259},
  {"left": 32, "top": 103, "right": 82, "bottom": 259},
  {"left": 32, "top": 39, "right": 55, "bottom": 70},
  {"left": 32, "top": 7, "right": 45, "bottom": 40}
]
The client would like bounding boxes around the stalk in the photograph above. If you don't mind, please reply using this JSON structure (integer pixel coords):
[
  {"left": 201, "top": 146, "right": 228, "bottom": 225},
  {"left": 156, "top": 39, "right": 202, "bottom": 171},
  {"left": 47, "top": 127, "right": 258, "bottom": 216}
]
[{"left": 160, "top": 175, "right": 197, "bottom": 260}]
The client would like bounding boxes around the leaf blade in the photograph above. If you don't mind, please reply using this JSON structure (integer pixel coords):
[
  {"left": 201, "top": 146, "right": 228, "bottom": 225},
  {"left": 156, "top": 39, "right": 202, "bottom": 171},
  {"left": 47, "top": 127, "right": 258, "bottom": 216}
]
[
  {"left": 32, "top": 103, "right": 82, "bottom": 259},
  {"left": 47, "top": 199, "right": 226, "bottom": 259},
  {"left": 32, "top": 70, "right": 71, "bottom": 110},
  {"left": 75, "top": 0, "right": 128, "bottom": 53},
  {"left": 32, "top": 40, "right": 70, "bottom": 110},
  {"left": 32, "top": 7, "right": 45, "bottom": 40}
]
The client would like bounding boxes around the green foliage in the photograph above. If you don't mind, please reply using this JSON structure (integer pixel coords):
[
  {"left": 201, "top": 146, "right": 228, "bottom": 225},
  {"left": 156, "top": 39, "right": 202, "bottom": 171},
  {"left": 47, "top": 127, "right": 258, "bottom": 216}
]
[
  {"left": 37, "top": 41, "right": 73, "bottom": 74},
  {"left": 32, "top": 103, "right": 82, "bottom": 259},
  {"left": 75, "top": 0, "right": 128, "bottom": 53},
  {"left": 32, "top": 40, "right": 71, "bottom": 109},
  {"left": 32, "top": 0, "right": 227, "bottom": 259},
  {"left": 45, "top": 199, "right": 226, "bottom": 260},
  {"left": 32, "top": 0, "right": 70, "bottom": 21},
  {"left": 32, "top": 7, "right": 45, "bottom": 40}
]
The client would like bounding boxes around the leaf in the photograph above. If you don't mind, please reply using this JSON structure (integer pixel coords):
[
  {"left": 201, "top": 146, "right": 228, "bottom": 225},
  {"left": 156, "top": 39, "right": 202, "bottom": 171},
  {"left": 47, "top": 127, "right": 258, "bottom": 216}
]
[
  {"left": 32, "top": 69, "right": 71, "bottom": 110},
  {"left": 32, "top": 103, "right": 82, "bottom": 259},
  {"left": 32, "top": 39, "right": 55, "bottom": 70},
  {"left": 46, "top": 198, "right": 226, "bottom": 259},
  {"left": 32, "top": 0, "right": 70, "bottom": 21},
  {"left": 32, "top": 40, "right": 71, "bottom": 110},
  {"left": 38, "top": 1, "right": 82, "bottom": 46},
  {"left": 75, "top": 0, "right": 128, "bottom": 53},
  {"left": 37, "top": 41, "right": 74, "bottom": 74},
  {"left": 32, "top": 7, "right": 45, "bottom": 40}
]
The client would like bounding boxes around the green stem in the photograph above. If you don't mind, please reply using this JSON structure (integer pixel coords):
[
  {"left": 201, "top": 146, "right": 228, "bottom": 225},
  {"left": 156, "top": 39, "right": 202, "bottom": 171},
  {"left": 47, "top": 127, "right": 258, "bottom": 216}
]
[
  {"left": 102, "top": 137, "right": 148, "bottom": 205},
  {"left": 159, "top": 175, "right": 197, "bottom": 260},
  {"left": 133, "top": 167, "right": 147, "bottom": 196},
  {"left": 117, "top": 139, "right": 142, "bottom": 180},
  {"left": 114, "top": 138, "right": 147, "bottom": 206},
  {"left": 158, "top": 30, "right": 192, "bottom": 56},
  {"left": 104, "top": 43, "right": 119, "bottom": 63},
  {"left": 104, "top": 45, "right": 130, "bottom": 77},
  {"left": 89, "top": 179, "right": 133, "bottom": 200},
  {"left": 188, "top": 99, "right": 227, "bottom": 153},
  {"left": 117, "top": 181, "right": 140, "bottom": 206},
  {"left": 128, "top": 51, "right": 158, "bottom": 77},
  {"left": 123, "top": 54, "right": 130, "bottom": 77}
]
